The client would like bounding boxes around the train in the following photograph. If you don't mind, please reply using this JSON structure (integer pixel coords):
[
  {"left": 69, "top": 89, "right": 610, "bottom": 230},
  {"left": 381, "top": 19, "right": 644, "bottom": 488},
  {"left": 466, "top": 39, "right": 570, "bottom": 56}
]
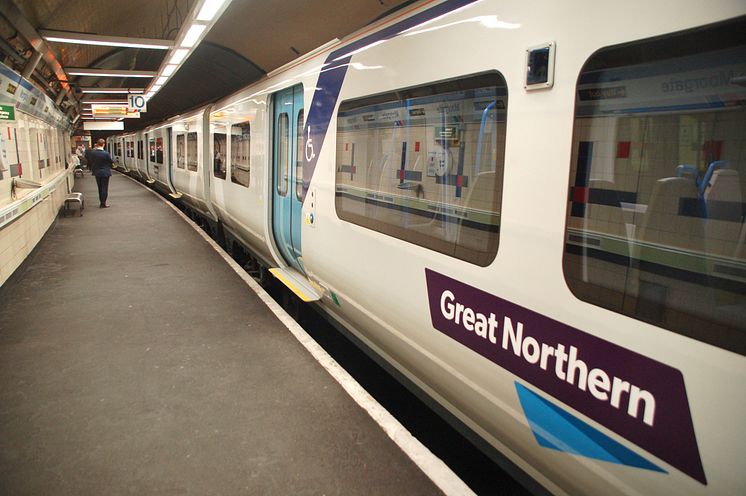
[{"left": 107, "top": 1, "right": 746, "bottom": 494}]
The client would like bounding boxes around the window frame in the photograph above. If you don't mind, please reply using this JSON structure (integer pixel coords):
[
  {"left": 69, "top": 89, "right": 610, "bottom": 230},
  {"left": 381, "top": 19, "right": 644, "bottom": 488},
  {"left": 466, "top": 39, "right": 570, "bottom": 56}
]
[
  {"left": 334, "top": 71, "right": 507, "bottom": 266},
  {"left": 230, "top": 120, "right": 251, "bottom": 188},
  {"left": 213, "top": 128, "right": 227, "bottom": 180},
  {"left": 186, "top": 131, "right": 198, "bottom": 172},
  {"left": 561, "top": 17, "right": 746, "bottom": 356}
]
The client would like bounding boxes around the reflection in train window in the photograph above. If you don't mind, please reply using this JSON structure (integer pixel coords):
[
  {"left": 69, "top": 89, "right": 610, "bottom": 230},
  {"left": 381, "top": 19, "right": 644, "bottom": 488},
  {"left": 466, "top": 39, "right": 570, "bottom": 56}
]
[
  {"left": 335, "top": 73, "right": 507, "bottom": 266},
  {"left": 156, "top": 137, "right": 163, "bottom": 164},
  {"left": 187, "top": 132, "right": 198, "bottom": 172},
  {"left": 277, "top": 113, "right": 289, "bottom": 197},
  {"left": 296, "top": 110, "right": 304, "bottom": 201},
  {"left": 564, "top": 18, "right": 746, "bottom": 355},
  {"left": 176, "top": 134, "right": 185, "bottom": 169},
  {"left": 213, "top": 129, "right": 226, "bottom": 179},
  {"left": 230, "top": 121, "right": 250, "bottom": 187}
]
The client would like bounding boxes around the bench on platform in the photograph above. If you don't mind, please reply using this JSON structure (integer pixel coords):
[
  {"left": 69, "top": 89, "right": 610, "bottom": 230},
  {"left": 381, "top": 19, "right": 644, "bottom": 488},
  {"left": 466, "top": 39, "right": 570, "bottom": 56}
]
[{"left": 63, "top": 192, "right": 84, "bottom": 217}]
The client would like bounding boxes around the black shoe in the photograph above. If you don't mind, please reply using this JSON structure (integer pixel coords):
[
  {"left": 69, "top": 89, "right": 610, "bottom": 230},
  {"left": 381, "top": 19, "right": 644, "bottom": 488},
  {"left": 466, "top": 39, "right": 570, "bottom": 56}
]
[{"left": 100, "top": 204, "right": 109, "bottom": 208}]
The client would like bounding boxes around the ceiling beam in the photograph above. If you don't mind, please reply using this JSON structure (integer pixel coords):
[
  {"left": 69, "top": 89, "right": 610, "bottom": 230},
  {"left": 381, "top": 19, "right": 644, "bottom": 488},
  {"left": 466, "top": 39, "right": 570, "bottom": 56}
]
[{"left": 78, "top": 87, "right": 146, "bottom": 94}]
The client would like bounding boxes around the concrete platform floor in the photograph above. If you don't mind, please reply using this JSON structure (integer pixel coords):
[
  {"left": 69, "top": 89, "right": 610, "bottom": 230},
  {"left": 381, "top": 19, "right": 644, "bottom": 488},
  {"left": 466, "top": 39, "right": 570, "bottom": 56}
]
[{"left": 0, "top": 172, "right": 445, "bottom": 495}]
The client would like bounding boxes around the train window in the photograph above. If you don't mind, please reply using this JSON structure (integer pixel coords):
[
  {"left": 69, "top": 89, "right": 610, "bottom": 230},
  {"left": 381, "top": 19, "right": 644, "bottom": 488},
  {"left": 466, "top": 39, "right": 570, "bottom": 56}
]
[
  {"left": 137, "top": 140, "right": 143, "bottom": 160},
  {"left": 176, "top": 134, "right": 186, "bottom": 169},
  {"left": 166, "top": 129, "right": 172, "bottom": 168},
  {"left": 187, "top": 132, "right": 198, "bottom": 172},
  {"left": 155, "top": 137, "right": 163, "bottom": 164},
  {"left": 213, "top": 129, "right": 226, "bottom": 179},
  {"left": 149, "top": 137, "right": 156, "bottom": 163},
  {"left": 230, "top": 120, "right": 250, "bottom": 187},
  {"left": 277, "top": 113, "right": 289, "bottom": 196},
  {"left": 564, "top": 18, "right": 746, "bottom": 355},
  {"left": 296, "top": 110, "right": 304, "bottom": 201},
  {"left": 335, "top": 72, "right": 507, "bottom": 266}
]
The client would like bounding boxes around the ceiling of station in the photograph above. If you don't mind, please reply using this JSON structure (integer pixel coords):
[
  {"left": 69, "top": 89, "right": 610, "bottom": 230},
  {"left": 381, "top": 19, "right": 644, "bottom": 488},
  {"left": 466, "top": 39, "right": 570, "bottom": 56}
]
[{"left": 1, "top": 0, "right": 415, "bottom": 131}]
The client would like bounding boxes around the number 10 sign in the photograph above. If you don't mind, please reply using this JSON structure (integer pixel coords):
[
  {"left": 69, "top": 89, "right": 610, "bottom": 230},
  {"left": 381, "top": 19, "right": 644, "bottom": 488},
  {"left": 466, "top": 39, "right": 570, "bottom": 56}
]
[{"left": 127, "top": 94, "right": 147, "bottom": 113}]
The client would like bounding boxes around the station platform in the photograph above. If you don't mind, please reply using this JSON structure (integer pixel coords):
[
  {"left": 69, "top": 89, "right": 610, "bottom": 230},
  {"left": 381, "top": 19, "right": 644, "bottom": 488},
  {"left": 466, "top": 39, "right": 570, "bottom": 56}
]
[{"left": 0, "top": 172, "right": 461, "bottom": 495}]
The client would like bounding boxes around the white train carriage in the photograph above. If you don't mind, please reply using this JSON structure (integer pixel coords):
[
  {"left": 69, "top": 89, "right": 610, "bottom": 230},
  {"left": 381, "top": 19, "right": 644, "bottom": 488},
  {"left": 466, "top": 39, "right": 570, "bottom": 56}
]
[
  {"left": 207, "top": 85, "right": 277, "bottom": 268},
  {"left": 122, "top": 132, "right": 145, "bottom": 179},
  {"left": 127, "top": 130, "right": 148, "bottom": 180},
  {"left": 106, "top": 136, "right": 121, "bottom": 167},
  {"left": 116, "top": 1, "right": 746, "bottom": 494},
  {"left": 141, "top": 124, "right": 173, "bottom": 194},
  {"left": 166, "top": 108, "right": 214, "bottom": 221},
  {"left": 119, "top": 133, "right": 135, "bottom": 172}
]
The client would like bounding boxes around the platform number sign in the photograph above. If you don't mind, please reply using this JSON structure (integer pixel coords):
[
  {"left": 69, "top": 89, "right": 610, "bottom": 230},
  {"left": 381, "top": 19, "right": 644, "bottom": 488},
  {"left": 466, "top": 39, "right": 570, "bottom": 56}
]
[{"left": 127, "top": 94, "right": 147, "bottom": 113}]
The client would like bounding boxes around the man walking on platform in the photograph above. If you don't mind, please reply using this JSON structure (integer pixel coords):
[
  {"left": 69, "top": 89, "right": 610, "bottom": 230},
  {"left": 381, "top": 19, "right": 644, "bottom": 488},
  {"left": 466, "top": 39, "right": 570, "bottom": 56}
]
[{"left": 90, "top": 139, "right": 114, "bottom": 208}]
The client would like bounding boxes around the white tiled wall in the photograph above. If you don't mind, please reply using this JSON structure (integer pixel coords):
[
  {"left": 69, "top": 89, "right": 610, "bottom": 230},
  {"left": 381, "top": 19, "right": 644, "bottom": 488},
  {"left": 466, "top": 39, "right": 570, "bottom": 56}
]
[{"left": 1, "top": 110, "right": 72, "bottom": 286}]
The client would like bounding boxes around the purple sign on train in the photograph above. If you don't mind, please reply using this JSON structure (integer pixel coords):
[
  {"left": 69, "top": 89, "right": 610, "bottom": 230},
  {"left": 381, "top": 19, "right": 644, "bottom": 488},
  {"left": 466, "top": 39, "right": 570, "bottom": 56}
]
[{"left": 424, "top": 268, "right": 706, "bottom": 484}]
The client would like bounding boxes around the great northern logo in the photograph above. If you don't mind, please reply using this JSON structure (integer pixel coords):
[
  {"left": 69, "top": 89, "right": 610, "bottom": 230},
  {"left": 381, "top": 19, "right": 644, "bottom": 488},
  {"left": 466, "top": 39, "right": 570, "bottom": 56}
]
[{"left": 425, "top": 269, "right": 705, "bottom": 484}]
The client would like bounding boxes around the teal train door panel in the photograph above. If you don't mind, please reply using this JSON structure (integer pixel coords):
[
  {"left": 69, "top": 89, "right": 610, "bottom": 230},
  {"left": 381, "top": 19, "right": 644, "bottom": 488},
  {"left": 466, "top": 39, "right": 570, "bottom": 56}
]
[{"left": 272, "top": 84, "right": 304, "bottom": 272}]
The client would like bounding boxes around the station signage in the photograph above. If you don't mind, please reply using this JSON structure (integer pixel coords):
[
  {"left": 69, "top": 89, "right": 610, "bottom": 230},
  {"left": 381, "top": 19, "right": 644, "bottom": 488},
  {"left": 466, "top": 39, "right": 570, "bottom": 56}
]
[
  {"left": 127, "top": 94, "right": 147, "bottom": 113},
  {"left": 0, "top": 104, "right": 15, "bottom": 121},
  {"left": 92, "top": 106, "right": 140, "bottom": 118}
]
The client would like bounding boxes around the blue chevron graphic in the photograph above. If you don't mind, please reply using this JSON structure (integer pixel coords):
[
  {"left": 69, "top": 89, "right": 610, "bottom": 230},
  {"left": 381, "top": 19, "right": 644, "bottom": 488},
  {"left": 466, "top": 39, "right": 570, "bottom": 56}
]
[{"left": 515, "top": 382, "right": 666, "bottom": 473}]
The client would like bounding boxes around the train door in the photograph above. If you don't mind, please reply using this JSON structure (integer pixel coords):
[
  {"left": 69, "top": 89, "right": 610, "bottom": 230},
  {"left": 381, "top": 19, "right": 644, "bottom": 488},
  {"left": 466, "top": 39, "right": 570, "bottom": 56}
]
[
  {"left": 166, "top": 127, "right": 174, "bottom": 188},
  {"left": 146, "top": 132, "right": 155, "bottom": 182},
  {"left": 272, "top": 84, "right": 304, "bottom": 272}
]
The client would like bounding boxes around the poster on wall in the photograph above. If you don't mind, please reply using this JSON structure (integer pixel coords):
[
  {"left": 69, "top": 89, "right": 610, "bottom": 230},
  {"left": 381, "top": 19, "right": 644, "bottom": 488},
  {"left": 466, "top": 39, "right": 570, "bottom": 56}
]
[{"left": 0, "top": 125, "right": 21, "bottom": 178}]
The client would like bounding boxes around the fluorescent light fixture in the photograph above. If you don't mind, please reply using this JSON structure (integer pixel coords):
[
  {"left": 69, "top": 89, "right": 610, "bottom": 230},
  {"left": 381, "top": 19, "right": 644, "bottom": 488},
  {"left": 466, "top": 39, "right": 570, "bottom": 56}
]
[
  {"left": 150, "top": 85, "right": 162, "bottom": 92},
  {"left": 169, "top": 49, "right": 189, "bottom": 65},
  {"left": 67, "top": 68, "right": 156, "bottom": 78},
  {"left": 181, "top": 24, "right": 206, "bottom": 48},
  {"left": 156, "top": 76, "right": 168, "bottom": 85},
  {"left": 40, "top": 30, "right": 173, "bottom": 50},
  {"left": 162, "top": 65, "right": 178, "bottom": 76},
  {"left": 91, "top": 102, "right": 127, "bottom": 110},
  {"left": 146, "top": 92, "right": 155, "bottom": 99},
  {"left": 79, "top": 87, "right": 145, "bottom": 94},
  {"left": 196, "top": 0, "right": 227, "bottom": 21},
  {"left": 81, "top": 99, "right": 128, "bottom": 104}
]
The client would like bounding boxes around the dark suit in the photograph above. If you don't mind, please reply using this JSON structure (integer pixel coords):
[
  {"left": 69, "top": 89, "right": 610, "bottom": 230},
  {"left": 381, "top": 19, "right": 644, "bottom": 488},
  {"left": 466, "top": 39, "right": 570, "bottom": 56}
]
[
  {"left": 83, "top": 147, "right": 93, "bottom": 169},
  {"left": 90, "top": 147, "right": 114, "bottom": 206}
]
